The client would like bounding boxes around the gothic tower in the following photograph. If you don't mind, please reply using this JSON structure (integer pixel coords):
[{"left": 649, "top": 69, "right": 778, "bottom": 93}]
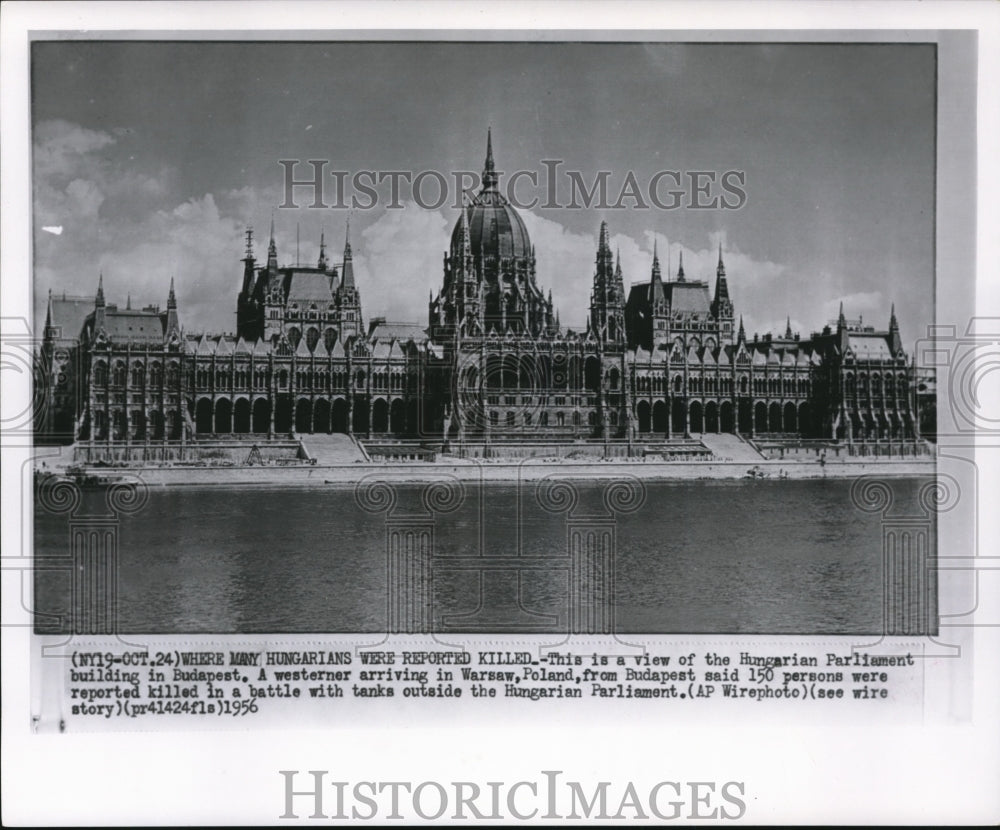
[
  {"left": 589, "top": 221, "right": 626, "bottom": 345},
  {"left": 711, "top": 242, "right": 735, "bottom": 343},
  {"left": 333, "top": 221, "right": 363, "bottom": 340}
]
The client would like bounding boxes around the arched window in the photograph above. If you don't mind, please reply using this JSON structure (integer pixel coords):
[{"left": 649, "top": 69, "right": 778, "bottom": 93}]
[
  {"left": 306, "top": 327, "right": 320, "bottom": 352},
  {"left": 94, "top": 362, "right": 107, "bottom": 386}
]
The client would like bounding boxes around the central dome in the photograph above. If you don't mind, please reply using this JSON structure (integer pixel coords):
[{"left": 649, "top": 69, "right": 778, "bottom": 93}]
[{"left": 450, "top": 130, "right": 532, "bottom": 262}]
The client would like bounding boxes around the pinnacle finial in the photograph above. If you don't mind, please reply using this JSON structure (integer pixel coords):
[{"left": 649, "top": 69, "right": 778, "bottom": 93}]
[
  {"left": 785, "top": 315, "right": 792, "bottom": 339},
  {"left": 677, "top": 250, "right": 685, "bottom": 280},
  {"left": 718, "top": 240, "right": 724, "bottom": 267},
  {"left": 483, "top": 126, "right": 498, "bottom": 190},
  {"left": 96, "top": 272, "right": 105, "bottom": 305},
  {"left": 267, "top": 213, "right": 277, "bottom": 262},
  {"left": 597, "top": 222, "right": 612, "bottom": 263},
  {"left": 126, "top": 293, "right": 131, "bottom": 310}
]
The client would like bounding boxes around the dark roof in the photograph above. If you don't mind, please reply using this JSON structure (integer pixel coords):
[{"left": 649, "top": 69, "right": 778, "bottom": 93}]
[
  {"left": 282, "top": 269, "right": 336, "bottom": 304},
  {"left": 847, "top": 334, "right": 893, "bottom": 360},
  {"left": 102, "top": 310, "right": 167, "bottom": 343},
  {"left": 451, "top": 192, "right": 532, "bottom": 262},
  {"left": 664, "top": 281, "right": 711, "bottom": 314},
  {"left": 49, "top": 296, "right": 95, "bottom": 342}
]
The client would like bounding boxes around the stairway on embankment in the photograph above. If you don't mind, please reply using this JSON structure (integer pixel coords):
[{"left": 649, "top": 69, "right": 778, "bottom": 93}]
[
  {"left": 692, "top": 432, "right": 765, "bottom": 462},
  {"left": 299, "top": 433, "right": 369, "bottom": 464}
]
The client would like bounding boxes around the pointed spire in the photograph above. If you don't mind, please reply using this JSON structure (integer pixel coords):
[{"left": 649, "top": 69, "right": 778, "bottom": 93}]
[
  {"left": 318, "top": 230, "right": 328, "bottom": 270},
  {"left": 837, "top": 301, "right": 846, "bottom": 329},
  {"left": 650, "top": 239, "right": 662, "bottom": 283},
  {"left": 482, "top": 126, "right": 498, "bottom": 191},
  {"left": 167, "top": 277, "right": 176, "bottom": 309},
  {"left": 96, "top": 272, "right": 105, "bottom": 306},
  {"left": 45, "top": 289, "right": 53, "bottom": 330},
  {"left": 677, "top": 250, "right": 685, "bottom": 281},
  {"left": 341, "top": 219, "right": 355, "bottom": 288},
  {"left": 785, "top": 316, "right": 792, "bottom": 339},
  {"left": 267, "top": 213, "right": 277, "bottom": 269},
  {"left": 712, "top": 242, "right": 731, "bottom": 309},
  {"left": 126, "top": 293, "right": 131, "bottom": 310},
  {"left": 598, "top": 220, "right": 611, "bottom": 254},
  {"left": 738, "top": 314, "right": 746, "bottom": 343},
  {"left": 889, "top": 302, "right": 898, "bottom": 330},
  {"left": 244, "top": 225, "right": 255, "bottom": 260},
  {"left": 614, "top": 248, "right": 622, "bottom": 278}
]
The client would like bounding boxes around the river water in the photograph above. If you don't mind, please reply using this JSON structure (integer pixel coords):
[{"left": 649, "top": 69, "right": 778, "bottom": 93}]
[{"left": 33, "top": 477, "right": 933, "bottom": 634}]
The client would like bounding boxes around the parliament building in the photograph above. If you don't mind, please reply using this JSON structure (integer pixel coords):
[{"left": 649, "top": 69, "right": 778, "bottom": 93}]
[{"left": 40, "top": 132, "right": 923, "bottom": 460}]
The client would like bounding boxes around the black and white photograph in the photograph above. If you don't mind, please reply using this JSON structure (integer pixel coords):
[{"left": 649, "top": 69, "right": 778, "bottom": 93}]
[
  {"left": 2, "top": 2, "right": 998, "bottom": 825},
  {"left": 30, "top": 38, "right": 942, "bottom": 635}
]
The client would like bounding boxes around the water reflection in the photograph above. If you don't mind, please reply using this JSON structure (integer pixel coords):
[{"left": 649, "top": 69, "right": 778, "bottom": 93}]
[{"left": 33, "top": 477, "right": 932, "bottom": 634}]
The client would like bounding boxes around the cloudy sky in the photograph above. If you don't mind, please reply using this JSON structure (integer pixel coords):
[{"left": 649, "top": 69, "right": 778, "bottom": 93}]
[{"left": 32, "top": 41, "right": 934, "bottom": 343}]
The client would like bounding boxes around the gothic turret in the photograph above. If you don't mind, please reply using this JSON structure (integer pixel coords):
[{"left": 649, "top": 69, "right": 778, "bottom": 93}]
[
  {"left": 333, "top": 221, "right": 362, "bottom": 339},
  {"left": 94, "top": 273, "right": 106, "bottom": 332},
  {"left": 888, "top": 302, "right": 902, "bottom": 354},
  {"left": 318, "top": 230, "right": 328, "bottom": 271},
  {"left": 267, "top": 216, "right": 278, "bottom": 273},
  {"left": 589, "top": 221, "right": 625, "bottom": 344},
  {"left": 165, "top": 277, "right": 179, "bottom": 339},
  {"left": 711, "top": 242, "right": 734, "bottom": 341}
]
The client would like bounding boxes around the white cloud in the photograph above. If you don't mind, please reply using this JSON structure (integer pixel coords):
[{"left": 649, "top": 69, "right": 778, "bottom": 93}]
[
  {"left": 355, "top": 205, "right": 450, "bottom": 322},
  {"left": 36, "top": 119, "right": 885, "bottom": 345}
]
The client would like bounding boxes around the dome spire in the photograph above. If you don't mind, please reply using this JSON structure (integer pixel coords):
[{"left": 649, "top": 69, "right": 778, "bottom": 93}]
[{"left": 482, "top": 126, "right": 498, "bottom": 191}]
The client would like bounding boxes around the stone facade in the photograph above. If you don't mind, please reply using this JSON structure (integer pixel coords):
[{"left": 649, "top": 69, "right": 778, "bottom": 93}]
[{"left": 39, "top": 133, "right": 921, "bottom": 451}]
